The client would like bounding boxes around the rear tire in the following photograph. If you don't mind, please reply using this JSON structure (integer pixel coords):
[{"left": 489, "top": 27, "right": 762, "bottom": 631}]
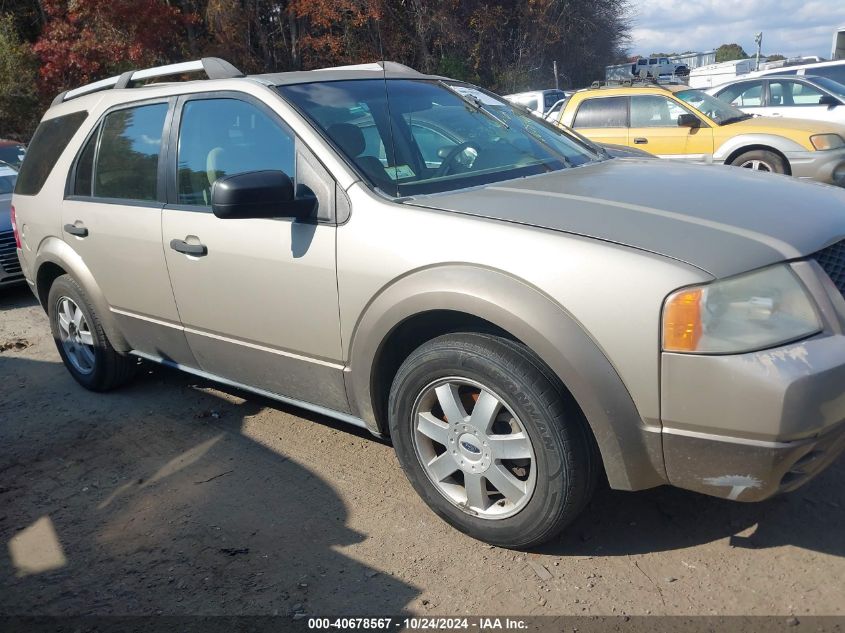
[
  {"left": 730, "top": 149, "right": 787, "bottom": 174},
  {"left": 48, "top": 274, "right": 136, "bottom": 391},
  {"left": 388, "top": 332, "right": 596, "bottom": 548}
]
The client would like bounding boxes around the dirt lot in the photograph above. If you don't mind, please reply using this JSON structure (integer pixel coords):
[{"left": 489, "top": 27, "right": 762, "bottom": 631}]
[{"left": 1, "top": 284, "right": 844, "bottom": 617}]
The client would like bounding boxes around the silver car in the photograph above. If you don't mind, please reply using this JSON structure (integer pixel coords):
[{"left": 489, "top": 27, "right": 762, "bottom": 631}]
[{"left": 12, "top": 58, "right": 845, "bottom": 548}]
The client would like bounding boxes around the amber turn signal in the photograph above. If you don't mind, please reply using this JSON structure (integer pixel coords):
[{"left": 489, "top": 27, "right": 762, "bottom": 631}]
[{"left": 663, "top": 288, "right": 703, "bottom": 352}]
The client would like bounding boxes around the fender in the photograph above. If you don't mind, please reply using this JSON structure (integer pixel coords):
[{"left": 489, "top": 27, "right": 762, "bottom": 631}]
[
  {"left": 713, "top": 133, "right": 806, "bottom": 164},
  {"left": 34, "top": 236, "right": 130, "bottom": 352},
  {"left": 345, "top": 264, "right": 667, "bottom": 491}
]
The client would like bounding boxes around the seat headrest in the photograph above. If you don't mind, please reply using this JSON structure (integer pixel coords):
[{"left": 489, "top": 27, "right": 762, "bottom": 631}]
[{"left": 327, "top": 123, "right": 365, "bottom": 157}]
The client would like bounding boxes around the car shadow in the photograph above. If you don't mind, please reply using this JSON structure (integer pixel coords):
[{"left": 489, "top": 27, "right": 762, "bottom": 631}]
[
  {"left": 0, "top": 354, "right": 419, "bottom": 615},
  {"left": 0, "top": 284, "right": 37, "bottom": 311},
  {"left": 541, "top": 459, "right": 845, "bottom": 558}
]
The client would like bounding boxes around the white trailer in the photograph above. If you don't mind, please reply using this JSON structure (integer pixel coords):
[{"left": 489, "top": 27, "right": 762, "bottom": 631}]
[{"left": 687, "top": 59, "right": 759, "bottom": 89}]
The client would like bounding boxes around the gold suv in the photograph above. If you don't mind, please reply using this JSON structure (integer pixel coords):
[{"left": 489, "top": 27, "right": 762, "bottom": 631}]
[{"left": 551, "top": 82, "right": 845, "bottom": 186}]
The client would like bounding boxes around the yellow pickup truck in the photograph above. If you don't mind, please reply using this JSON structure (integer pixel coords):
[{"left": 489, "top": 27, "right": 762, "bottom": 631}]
[{"left": 549, "top": 82, "right": 845, "bottom": 186}]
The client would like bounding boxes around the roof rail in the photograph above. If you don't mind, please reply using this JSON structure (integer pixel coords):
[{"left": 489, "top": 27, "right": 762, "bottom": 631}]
[
  {"left": 590, "top": 77, "right": 684, "bottom": 90},
  {"left": 52, "top": 57, "right": 244, "bottom": 106},
  {"left": 312, "top": 61, "right": 422, "bottom": 74}
]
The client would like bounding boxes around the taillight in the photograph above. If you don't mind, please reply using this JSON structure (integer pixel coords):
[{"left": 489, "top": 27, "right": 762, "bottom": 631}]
[{"left": 10, "top": 204, "right": 22, "bottom": 249}]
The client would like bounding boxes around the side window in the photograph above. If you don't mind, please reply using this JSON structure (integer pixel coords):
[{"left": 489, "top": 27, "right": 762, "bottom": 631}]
[
  {"left": 177, "top": 98, "right": 295, "bottom": 206},
  {"left": 16, "top": 111, "right": 88, "bottom": 196},
  {"left": 572, "top": 97, "right": 627, "bottom": 128},
  {"left": 630, "top": 95, "right": 691, "bottom": 127},
  {"left": 719, "top": 82, "right": 763, "bottom": 107},
  {"left": 94, "top": 104, "right": 168, "bottom": 201},
  {"left": 409, "top": 123, "right": 457, "bottom": 166},
  {"left": 769, "top": 80, "right": 825, "bottom": 106}
]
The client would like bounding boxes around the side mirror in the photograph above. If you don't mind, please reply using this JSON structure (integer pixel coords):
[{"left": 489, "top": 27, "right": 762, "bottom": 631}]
[
  {"left": 211, "top": 170, "right": 317, "bottom": 220},
  {"left": 819, "top": 94, "right": 840, "bottom": 107},
  {"left": 677, "top": 113, "right": 701, "bottom": 128}
]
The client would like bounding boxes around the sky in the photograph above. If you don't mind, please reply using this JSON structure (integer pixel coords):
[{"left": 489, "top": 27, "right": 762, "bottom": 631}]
[{"left": 629, "top": 0, "right": 845, "bottom": 59}]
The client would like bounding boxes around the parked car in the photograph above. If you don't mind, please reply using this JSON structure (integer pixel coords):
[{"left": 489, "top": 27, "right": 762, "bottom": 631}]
[
  {"left": 550, "top": 82, "right": 845, "bottom": 184},
  {"left": 0, "top": 162, "right": 23, "bottom": 287},
  {"left": 631, "top": 56, "right": 690, "bottom": 79},
  {"left": 0, "top": 140, "right": 26, "bottom": 169},
  {"left": 13, "top": 59, "right": 845, "bottom": 548},
  {"left": 707, "top": 75, "right": 845, "bottom": 125},
  {"left": 503, "top": 89, "right": 567, "bottom": 116},
  {"left": 748, "top": 58, "right": 845, "bottom": 85}
]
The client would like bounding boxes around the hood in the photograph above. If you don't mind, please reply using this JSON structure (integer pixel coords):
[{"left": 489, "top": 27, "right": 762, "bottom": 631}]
[
  {"left": 730, "top": 115, "right": 845, "bottom": 136},
  {"left": 406, "top": 159, "right": 845, "bottom": 278}
]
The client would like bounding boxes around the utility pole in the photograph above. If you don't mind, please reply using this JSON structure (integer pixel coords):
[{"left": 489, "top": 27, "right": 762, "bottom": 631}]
[
  {"left": 553, "top": 60, "right": 559, "bottom": 90},
  {"left": 755, "top": 32, "right": 763, "bottom": 71}
]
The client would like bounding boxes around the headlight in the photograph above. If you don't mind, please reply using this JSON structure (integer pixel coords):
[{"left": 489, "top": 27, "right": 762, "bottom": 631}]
[
  {"left": 663, "top": 264, "right": 821, "bottom": 353},
  {"left": 810, "top": 134, "right": 845, "bottom": 151}
]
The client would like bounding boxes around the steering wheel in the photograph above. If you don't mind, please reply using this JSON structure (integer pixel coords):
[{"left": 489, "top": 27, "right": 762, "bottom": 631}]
[{"left": 436, "top": 141, "right": 479, "bottom": 177}]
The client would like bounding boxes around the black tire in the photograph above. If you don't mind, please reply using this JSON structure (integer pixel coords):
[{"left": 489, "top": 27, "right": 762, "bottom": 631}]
[
  {"left": 730, "top": 149, "right": 787, "bottom": 174},
  {"left": 47, "top": 274, "right": 136, "bottom": 391},
  {"left": 388, "top": 332, "right": 597, "bottom": 549}
]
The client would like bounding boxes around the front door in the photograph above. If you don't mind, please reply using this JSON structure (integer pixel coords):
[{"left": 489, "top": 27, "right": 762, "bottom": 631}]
[
  {"left": 62, "top": 99, "right": 195, "bottom": 365},
  {"left": 161, "top": 95, "right": 347, "bottom": 412},
  {"left": 628, "top": 95, "right": 713, "bottom": 162}
]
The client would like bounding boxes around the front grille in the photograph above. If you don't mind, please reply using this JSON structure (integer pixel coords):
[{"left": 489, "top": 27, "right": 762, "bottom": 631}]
[
  {"left": 0, "top": 230, "right": 21, "bottom": 275},
  {"left": 813, "top": 239, "right": 845, "bottom": 297}
]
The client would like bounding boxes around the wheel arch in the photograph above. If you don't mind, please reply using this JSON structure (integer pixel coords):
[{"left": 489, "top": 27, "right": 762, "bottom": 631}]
[
  {"left": 346, "top": 264, "right": 667, "bottom": 491},
  {"left": 34, "top": 237, "right": 130, "bottom": 352},
  {"left": 723, "top": 144, "right": 792, "bottom": 175}
]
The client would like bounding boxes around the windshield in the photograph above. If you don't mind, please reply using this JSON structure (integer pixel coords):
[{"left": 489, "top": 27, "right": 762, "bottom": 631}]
[
  {"left": 0, "top": 174, "right": 17, "bottom": 195},
  {"left": 675, "top": 89, "right": 751, "bottom": 125},
  {"left": 279, "top": 79, "right": 601, "bottom": 197},
  {"left": 813, "top": 77, "right": 845, "bottom": 99}
]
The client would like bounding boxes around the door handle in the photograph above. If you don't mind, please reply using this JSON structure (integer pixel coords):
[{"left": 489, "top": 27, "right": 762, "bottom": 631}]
[
  {"left": 634, "top": 137, "right": 648, "bottom": 144},
  {"left": 170, "top": 239, "right": 207, "bottom": 257},
  {"left": 64, "top": 223, "right": 88, "bottom": 238}
]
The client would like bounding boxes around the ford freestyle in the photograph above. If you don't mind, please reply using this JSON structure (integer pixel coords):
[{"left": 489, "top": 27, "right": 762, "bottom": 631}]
[{"left": 11, "top": 59, "right": 845, "bottom": 548}]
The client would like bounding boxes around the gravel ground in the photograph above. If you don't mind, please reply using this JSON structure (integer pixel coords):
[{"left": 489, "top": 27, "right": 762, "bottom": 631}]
[{"left": 1, "top": 284, "right": 844, "bottom": 617}]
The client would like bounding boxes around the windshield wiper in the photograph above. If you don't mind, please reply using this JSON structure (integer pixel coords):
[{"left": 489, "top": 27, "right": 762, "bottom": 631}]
[{"left": 437, "top": 80, "right": 510, "bottom": 129}]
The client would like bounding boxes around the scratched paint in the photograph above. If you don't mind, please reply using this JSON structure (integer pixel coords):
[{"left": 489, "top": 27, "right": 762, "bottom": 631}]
[{"left": 702, "top": 474, "right": 763, "bottom": 500}]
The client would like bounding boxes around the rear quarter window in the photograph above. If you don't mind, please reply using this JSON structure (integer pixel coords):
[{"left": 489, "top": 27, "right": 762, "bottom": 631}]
[
  {"left": 573, "top": 97, "right": 628, "bottom": 128},
  {"left": 15, "top": 111, "right": 88, "bottom": 196}
]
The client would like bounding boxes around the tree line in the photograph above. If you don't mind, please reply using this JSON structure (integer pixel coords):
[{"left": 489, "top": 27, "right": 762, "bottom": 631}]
[{"left": 0, "top": 0, "right": 630, "bottom": 140}]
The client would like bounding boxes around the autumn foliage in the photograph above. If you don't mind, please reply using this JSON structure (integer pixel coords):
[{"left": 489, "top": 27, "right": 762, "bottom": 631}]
[{"left": 1, "top": 0, "right": 630, "bottom": 138}]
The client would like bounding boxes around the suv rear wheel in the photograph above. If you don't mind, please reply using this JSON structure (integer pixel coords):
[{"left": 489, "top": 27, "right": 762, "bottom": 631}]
[
  {"left": 388, "top": 332, "right": 596, "bottom": 548},
  {"left": 48, "top": 274, "right": 136, "bottom": 391}
]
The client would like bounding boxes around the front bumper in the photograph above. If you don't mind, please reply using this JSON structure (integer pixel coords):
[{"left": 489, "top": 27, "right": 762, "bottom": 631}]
[
  {"left": 786, "top": 146, "right": 845, "bottom": 187},
  {"left": 661, "top": 261, "right": 845, "bottom": 501}
]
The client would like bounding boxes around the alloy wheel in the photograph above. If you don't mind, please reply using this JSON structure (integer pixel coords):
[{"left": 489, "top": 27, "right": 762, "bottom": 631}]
[
  {"left": 739, "top": 159, "right": 773, "bottom": 172},
  {"left": 411, "top": 377, "right": 537, "bottom": 519},
  {"left": 56, "top": 297, "right": 96, "bottom": 375}
]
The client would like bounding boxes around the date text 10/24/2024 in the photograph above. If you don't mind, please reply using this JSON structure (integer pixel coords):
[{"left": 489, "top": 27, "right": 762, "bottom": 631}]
[{"left": 307, "top": 618, "right": 529, "bottom": 630}]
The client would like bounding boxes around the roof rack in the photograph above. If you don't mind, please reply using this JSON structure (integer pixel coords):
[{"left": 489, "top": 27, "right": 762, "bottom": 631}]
[
  {"left": 590, "top": 77, "right": 685, "bottom": 90},
  {"left": 52, "top": 57, "right": 244, "bottom": 106}
]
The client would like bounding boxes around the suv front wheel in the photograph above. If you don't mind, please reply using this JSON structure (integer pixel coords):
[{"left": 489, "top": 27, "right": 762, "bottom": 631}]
[
  {"left": 48, "top": 274, "right": 136, "bottom": 391},
  {"left": 388, "top": 332, "right": 597, "bottom": 548}
]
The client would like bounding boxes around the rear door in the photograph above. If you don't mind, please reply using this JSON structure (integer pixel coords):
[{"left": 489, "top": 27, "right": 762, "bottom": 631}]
[
  {"left": 715, "top": 80, "right": 765, "bottom": 116},
  {"left": 568, "top": 96, "right": 629, "bottom": 146},
  {"left": 62, "top": 99, "right": 195, "bottom": 364},
  {"left": 160, "top": 93, "right": 347, "bottom": 411}
]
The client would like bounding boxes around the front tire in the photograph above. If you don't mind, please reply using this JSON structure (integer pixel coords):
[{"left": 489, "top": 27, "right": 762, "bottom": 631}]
[
  {"left": 730, "top": 149, "right": 787, "bottom": 174},
  {"left": 388, "top": 332, "right": 596, "bottom": 548},
  {"left": 48, "top": 274, "right": 136, "bottom": 391}
]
